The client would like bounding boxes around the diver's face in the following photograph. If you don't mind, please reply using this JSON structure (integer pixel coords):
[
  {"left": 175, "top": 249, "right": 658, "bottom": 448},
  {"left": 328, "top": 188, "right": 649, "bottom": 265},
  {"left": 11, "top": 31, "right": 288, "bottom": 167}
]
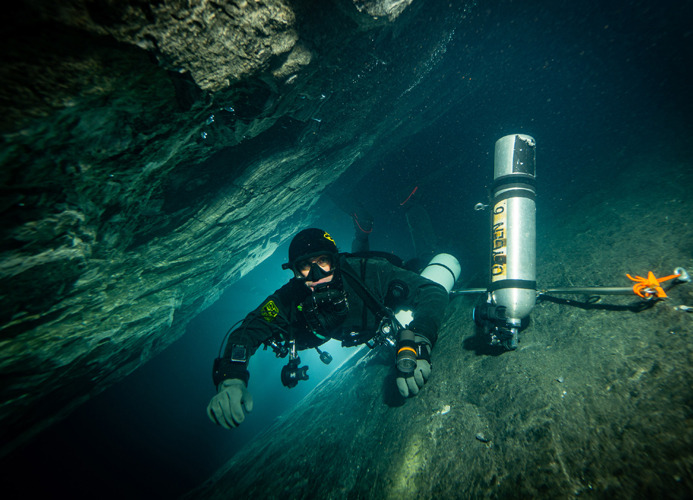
[
  {"left": 297, "top": 254, "right": 334, "bottom": 289},
  {"left": 297, "top": 254, "right": 332, "bottom": 277}
]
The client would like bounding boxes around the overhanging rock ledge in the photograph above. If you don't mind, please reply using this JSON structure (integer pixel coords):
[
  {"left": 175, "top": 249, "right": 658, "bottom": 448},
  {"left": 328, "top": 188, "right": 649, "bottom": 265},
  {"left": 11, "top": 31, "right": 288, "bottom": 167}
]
[{"left": 0, "top": 0, "right": 478, "bottom": 456}]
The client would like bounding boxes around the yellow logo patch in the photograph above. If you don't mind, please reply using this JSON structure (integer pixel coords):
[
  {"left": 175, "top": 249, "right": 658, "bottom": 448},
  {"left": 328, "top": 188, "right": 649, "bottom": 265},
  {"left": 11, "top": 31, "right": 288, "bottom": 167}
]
[
  {"left": 261, "top": 300, "right": 279, "bottom": 322},
  {"left": 323, "top": 232, "right": 335, "bottom": 245}
]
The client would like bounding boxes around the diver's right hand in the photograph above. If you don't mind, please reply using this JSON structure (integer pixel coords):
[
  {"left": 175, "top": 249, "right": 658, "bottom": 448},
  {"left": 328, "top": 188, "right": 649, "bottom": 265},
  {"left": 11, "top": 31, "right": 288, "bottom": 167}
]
[{"left": 207, "top": 378, "right": 254, "bottom": 429}]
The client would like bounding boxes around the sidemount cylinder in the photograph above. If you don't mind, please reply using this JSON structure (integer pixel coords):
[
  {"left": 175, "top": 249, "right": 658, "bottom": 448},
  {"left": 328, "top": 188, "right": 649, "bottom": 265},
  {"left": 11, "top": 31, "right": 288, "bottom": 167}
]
[
  {"left": 395, "top": 253, "right": 461, "bottom": 327},
  {"left": 486, "top": 134, "right": 537, "bottom": 349}
]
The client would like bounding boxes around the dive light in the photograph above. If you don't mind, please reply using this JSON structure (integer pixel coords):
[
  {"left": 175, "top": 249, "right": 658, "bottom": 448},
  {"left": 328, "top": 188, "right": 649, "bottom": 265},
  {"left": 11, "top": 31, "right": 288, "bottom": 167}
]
[{"left": 395, "top": 329, "right": 418, "bottom": 373}]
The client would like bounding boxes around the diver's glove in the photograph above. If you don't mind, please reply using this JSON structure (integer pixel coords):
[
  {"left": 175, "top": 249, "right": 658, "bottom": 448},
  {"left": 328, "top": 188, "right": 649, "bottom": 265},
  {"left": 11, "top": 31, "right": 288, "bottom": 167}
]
[
  {"left": 396, "top": 335, "right": 432, "bottom": 398},
  {"left": 206, "top": 378, "right": 254, "bottom": 429}
]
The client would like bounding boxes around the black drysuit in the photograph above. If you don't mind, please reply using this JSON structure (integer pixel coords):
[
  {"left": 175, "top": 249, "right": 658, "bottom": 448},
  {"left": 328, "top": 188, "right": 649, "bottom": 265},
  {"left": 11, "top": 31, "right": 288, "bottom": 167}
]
[{"left": 216, "top": 254, "right": 449, "bottom": 385}]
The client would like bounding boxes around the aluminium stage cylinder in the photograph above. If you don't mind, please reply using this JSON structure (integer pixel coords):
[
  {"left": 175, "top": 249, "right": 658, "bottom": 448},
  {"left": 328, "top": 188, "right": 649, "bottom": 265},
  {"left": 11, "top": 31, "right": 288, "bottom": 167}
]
[
  {"left": 488, "top": 134, "right": 537, "bottom": 325},
  {"left": 395, "top": 253, "right": 461, "bottom": 328},
  {"left": 420, "top": 253, "right": 461, "bottom": 293}
]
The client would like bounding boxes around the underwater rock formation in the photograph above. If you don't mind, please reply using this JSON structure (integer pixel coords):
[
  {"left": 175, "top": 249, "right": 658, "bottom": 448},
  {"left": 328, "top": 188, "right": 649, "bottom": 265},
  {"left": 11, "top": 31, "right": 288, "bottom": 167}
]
[
  {"left": 188, "top": 159, "right": 693, "bottom": 499},
  {"left": 0, "top": 0, "right": 478, "bottom": 455}
]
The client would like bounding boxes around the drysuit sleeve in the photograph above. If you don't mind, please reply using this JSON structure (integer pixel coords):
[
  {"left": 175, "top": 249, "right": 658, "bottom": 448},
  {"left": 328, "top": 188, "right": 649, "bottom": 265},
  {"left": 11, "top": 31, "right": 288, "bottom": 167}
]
[
  {"left": 216, "top": 279, "right": 307, "bottom": 384},
  {"left": 366, "top": 258, "right": 449, "bottom": 347}
]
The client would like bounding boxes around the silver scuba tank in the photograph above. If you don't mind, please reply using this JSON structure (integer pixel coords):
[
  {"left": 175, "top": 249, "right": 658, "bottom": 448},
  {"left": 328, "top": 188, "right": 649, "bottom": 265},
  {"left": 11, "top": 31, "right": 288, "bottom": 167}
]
[{"left": 486, "top": 134, "right": 537, "bottom": 349}]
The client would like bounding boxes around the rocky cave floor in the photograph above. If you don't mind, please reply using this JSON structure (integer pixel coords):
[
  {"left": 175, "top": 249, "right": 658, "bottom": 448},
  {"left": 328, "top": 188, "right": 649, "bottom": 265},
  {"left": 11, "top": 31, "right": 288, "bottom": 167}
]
[{"left": 186, "top": 151, "right": 692, "bottom": 499}]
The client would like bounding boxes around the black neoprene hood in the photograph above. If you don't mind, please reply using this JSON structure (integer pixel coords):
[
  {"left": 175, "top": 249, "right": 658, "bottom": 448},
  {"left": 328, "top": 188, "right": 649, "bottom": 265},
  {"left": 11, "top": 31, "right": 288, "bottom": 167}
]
[{"left": 282, "top": 228, "right": 338, "bottom": 270}]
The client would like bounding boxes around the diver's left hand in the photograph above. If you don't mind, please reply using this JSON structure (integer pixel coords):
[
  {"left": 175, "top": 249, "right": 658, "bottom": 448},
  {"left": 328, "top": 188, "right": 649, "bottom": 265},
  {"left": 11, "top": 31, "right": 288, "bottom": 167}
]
[{"left": 396, "top": 336, "right": 432, "bottom": 397}]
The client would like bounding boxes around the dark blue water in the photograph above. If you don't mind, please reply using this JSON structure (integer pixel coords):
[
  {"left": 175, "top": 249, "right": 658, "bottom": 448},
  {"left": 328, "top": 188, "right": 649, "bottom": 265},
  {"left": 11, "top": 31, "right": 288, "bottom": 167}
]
[{"left": 5, "top": 0, "right": 692, "bottom": 498}]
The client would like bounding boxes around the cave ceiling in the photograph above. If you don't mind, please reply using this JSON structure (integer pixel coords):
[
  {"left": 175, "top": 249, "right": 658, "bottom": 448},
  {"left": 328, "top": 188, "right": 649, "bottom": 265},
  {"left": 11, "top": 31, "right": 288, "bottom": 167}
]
[{"left": 0, "top": 0, "right": 479, "bottom": 456}]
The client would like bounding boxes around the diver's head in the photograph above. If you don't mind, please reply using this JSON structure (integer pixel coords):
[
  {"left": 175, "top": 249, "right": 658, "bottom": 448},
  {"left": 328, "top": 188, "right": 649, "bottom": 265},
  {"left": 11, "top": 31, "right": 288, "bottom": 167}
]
[
  {"left": 287, "top": 230, "right": 349, "bottom": 331},
  {"left": 282, "top": 229, "right": 339, "bottom": 287}
]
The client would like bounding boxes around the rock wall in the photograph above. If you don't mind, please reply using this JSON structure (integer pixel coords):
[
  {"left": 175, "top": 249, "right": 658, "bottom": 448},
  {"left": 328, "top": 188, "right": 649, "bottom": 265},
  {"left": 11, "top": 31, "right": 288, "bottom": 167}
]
[{"left": 0, "top": 0, "right": 478, "bottom": 456}]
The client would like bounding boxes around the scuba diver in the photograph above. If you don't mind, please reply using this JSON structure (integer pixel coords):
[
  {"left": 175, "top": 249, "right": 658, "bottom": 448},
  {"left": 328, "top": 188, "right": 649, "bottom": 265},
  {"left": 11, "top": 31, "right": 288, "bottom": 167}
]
[{"left": 206, "top": 226, "right": 450, "bottom": 430}]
